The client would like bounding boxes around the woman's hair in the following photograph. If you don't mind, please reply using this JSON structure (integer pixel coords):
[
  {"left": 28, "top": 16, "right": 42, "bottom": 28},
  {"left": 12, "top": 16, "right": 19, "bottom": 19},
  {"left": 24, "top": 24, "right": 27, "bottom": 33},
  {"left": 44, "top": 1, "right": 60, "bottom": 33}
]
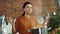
[{"left": 22, "top": 2, "right": 31, "bottom": 16}]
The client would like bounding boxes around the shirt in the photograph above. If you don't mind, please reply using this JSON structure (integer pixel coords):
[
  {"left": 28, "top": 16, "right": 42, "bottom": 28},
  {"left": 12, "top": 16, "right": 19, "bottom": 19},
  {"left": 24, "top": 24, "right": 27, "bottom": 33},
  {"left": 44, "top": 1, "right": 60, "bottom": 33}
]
[{"left": 14, "top": 16, "right": 43, "bottom": 34}]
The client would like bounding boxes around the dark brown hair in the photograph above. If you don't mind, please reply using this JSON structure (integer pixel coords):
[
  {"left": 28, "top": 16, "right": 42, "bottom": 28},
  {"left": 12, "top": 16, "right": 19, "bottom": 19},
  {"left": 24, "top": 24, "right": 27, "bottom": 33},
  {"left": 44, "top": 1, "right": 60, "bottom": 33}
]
[{"left": 22, "top": 2, "right": 31, "bottom": 16}]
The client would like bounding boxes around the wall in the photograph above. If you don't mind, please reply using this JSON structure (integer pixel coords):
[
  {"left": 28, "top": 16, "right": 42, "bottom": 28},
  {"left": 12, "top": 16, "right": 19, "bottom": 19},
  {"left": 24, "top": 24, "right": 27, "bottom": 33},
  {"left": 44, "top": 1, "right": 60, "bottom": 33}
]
[{"left": 0, "top": 0, "right": 58, "bottom": 18}]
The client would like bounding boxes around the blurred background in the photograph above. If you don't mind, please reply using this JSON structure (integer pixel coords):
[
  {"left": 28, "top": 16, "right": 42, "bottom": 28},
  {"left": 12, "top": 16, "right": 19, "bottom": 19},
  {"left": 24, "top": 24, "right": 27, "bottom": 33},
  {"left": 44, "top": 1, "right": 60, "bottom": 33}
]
[{"left": 0, "top": 0, "right": 60, "bottom": 34}]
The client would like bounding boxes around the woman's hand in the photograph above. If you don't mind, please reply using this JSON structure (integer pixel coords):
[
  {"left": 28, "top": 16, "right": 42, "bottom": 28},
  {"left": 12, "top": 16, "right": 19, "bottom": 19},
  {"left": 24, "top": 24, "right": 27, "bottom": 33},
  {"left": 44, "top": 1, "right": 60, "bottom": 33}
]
[{"left": 6, "top": 16, "right": 14, "bottom": 25}]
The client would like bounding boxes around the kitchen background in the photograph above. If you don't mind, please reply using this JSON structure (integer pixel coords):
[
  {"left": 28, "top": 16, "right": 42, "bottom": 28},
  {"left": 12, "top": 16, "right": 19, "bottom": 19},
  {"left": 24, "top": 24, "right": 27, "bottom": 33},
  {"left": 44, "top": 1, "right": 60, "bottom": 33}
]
[{"left": 0, "top": 0, "right": 60, "bottom": 34}]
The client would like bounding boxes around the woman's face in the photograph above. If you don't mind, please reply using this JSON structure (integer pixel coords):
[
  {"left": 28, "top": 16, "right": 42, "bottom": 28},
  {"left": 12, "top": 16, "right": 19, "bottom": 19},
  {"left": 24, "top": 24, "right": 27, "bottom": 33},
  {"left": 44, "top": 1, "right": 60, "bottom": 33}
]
[{"left": 24, "top": 4, "right": 32, "bottom": 14}]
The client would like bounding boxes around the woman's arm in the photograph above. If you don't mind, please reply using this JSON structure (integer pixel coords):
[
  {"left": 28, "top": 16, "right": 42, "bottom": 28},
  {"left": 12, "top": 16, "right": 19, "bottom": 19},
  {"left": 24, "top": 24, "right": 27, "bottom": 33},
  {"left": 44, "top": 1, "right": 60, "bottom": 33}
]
[
  {"left": 32, "top": 16, "right": 44, "bottom": 28},
  {"left": 35, "top": 18, "right": 44, "bottom": 28},
  {"left": 6, "top": 17, "right": 16, "bottom": 34},
  {"left": 12, "top": 23, "right": 16, "bottom": 34}
]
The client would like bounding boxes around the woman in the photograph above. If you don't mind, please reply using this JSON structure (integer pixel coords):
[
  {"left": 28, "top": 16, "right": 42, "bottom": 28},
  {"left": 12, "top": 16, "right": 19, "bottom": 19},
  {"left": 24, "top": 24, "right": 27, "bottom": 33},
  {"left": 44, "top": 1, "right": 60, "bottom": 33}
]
[{"left": 7, "top": 2, "right": 44, "bottom": 34}]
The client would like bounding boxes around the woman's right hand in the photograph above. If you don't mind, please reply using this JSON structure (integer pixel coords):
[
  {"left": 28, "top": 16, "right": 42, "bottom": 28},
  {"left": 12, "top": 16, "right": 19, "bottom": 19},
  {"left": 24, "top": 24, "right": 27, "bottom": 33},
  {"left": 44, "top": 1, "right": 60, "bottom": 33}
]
[{"left": 6, "top": 16, "right": 14, "bottom": 25}]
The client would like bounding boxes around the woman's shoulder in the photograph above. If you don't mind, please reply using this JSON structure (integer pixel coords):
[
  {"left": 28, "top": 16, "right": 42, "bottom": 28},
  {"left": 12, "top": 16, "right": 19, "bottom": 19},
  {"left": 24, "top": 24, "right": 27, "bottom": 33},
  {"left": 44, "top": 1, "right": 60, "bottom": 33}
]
[{"left": 16, "top": 16, "right": 25, "bottom": 20}]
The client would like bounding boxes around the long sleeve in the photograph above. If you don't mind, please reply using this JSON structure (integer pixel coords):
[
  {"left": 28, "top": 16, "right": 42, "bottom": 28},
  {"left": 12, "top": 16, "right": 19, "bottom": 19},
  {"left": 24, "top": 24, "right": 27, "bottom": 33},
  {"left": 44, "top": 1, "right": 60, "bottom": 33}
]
[
  {"left": 12, "top": 17, "right": 23, "bottom": 34},
  {"left": 12, "top": 18, "right": 19, "bottom": 34}
]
